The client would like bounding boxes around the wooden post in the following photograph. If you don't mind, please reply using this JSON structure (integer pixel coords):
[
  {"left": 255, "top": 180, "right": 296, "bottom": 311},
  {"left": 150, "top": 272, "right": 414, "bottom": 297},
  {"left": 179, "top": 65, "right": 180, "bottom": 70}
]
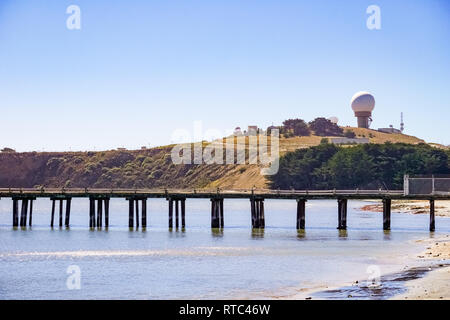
[
  {"left": 297, "top": 199, "right": 306, "bottom": 230},
  {"left": 219, "top": 198, "right": 224, "bottom": 228},
  {"left": 342, "top": 199, "right": 347, "bottom": 229},
  {"left": 65, "top": 198, "right": 71, "bottom": 227},
  {"left": 430, "top": 199, "right": 435, "bottom": 232},
  {"left": 135, "top": 198, "right": 139, "bottom": 229},
  {"left": 250, "top": 199, "right": 256, "bottom": 228},
  {"left": 59, "top": 199, "right": 63, "bottom": 227},
  {"left": 337, "top": 199, "right": 347, "bottom": 230},
  {"left": 181, "top": 199, "right": 185, "bottom": 229},
  {"left": 51, "top": 199, "right": 56, "bottom": 227},
  {"left": 29, "top": 199, "right": 33, "bottom": 226},
  {"left": 128, "top": 199, "right": 134, "bottom": 228},
  {"left": 97, "top": 199, "right": 103, "bottom": 228},
  {"left": 89, "top": 198, "right": 95, "bottom": 228},
  {"left": 142, "top": 199, "right": 147, "bottom": 228},
  {"left": 20, "top": 199, "right": 28, "bottom": 227},
  {"left": 104, "top": 199, "right": 109, "bottom": 228},
  {"left": 259, "top": 200, "right": 265, "bottom": 229},
  {"left": 168, "top": 199, "right": 173, "bottom": 229},
  {"left": 175, "top": 200, "right": 179, "bottom": 229},
  {"left": 211, "top": 199, "right": 216, "bottom": 228},
  {"left": 13, "top": 199, "right": 19, "bottom": 227},
  {"left": 254, "top": 200, "right": 259, "bottom": 228},
  {"left": 383, "top": 198, "right": 391, "bottom": 230}
]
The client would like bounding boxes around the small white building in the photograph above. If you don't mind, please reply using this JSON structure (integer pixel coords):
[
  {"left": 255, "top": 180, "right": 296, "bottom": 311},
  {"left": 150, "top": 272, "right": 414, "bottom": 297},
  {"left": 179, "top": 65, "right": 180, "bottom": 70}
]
[
  {"left": 330, "top": 137, "right": 369, "bottom": 145},
  {"left": 378, "top": 127, "right": 402, "bottom": 134}
]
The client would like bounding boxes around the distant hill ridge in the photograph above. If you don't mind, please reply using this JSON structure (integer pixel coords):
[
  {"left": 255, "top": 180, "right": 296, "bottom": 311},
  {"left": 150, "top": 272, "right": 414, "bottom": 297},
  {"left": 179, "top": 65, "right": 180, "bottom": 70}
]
[{"left": 0, "top": 128, "right": 443, "bottom": 189}]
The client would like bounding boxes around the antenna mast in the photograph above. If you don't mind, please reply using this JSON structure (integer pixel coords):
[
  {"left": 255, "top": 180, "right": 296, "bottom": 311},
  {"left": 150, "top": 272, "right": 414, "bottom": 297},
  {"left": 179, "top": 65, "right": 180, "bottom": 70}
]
[{"left": 400, "top": 112, "right": 404, "bottom": 132}]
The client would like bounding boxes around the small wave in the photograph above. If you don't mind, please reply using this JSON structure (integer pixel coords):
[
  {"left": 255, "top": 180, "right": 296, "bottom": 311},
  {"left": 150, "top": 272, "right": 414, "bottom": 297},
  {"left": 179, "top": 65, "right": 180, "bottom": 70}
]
[{"left": 0, "top": 247, "right": 260, "bottom": 259}]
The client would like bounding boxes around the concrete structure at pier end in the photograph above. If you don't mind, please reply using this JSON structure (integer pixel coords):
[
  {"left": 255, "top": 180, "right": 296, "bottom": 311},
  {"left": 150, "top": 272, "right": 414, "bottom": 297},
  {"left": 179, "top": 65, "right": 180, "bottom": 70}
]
[{"left": 351, "top": 91, "right": 375, "bottom": 128}]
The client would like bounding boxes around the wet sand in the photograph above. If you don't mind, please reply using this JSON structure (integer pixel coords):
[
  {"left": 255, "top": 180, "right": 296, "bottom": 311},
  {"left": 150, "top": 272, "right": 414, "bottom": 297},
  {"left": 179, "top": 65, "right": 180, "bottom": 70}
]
[
  {"left": 392, "top": 235, "right": 450, "bottom": 300},
  {"left": 285, "top": 236, "right": 450, "bottom": 300},
  {"left": 288, "top": 202, "right": 450, "bottom": 300}
]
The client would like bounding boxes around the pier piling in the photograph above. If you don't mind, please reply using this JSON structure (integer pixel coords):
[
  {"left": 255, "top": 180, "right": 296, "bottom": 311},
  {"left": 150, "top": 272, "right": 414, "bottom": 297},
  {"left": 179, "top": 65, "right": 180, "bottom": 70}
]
[
  {"left": 51, "top": 199, "right": 56, "bottom": 227},
  {"left": 128, "top": 199, "right": 134, "bottom": 228},
  {"left": 181, "top": 199, "right": 185, "bottom": 229},
  {"left": 250, "top": 198, "right": 264, "bottom": 229},
  {"left": 97, "top": 199, "right": 103, "bottom": 228},
  {"left": 211, "top": 198, "right": 224, "bottom": 229},
  {"left": 59, "top": 199, "right": 63, "bottom": 227},
  {"left": 167, "top": 197, "right": 185, "bottom": 230},
  {"left": 430, "top": 199, "right": 435, "bottom": 232},
  {"left": 175, "top": 200, "right": 179, "bottom": 229},
  {"left": 127, "top": 197, "right": 146, "bottom": 229},
  {"left": 219, "top": 199, "right": 224, "bottom": 228},
  {"left": 135, "top": 199, "right": 139, "bottom": 229},
  {"left": 14, "top": 198, "right": 34, "bottom": 228},
  {"left": 20, "top": 199, "right": 28, "bottom": 227},
  {"left": 296, "top": 199, "right": 306, "bottom": 230},
  {"left": 12, "top": 199, "right": 19, "bottom": 227},
  {"left": 29, "top": 199, "right": 33, "bottom": 226},
  {"left": 104, "top": 199, "right": 110, "bottom": 228},
  {"left": 383, "top": 198, "right": 391, "bottom": 230},
  {"left": 65, "top": 198, "right": 71, "bottom": 227},
  {"left": 337, "top": 199, "right": 348, "bottom": 230},
  {"left": 142, "top": 198, "right": 147, "bottom": 228},
  {"left": 168, "top": 199, "right": 173, "bottom": 229},
  {"left": 89, "top": 198, "right": 95, "bottom": 228}
]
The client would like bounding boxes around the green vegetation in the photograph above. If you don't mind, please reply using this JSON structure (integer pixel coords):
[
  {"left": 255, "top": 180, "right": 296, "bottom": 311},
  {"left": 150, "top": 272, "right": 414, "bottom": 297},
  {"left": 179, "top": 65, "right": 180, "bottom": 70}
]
[
  {"left": 269, "top": 143, "right": 450, "bottom": 190},
  {"left": 269, "top": 117, "right": 344, "bottom": 138},
  {"left": 281, "top": 119, "right": 311, "bottom": 136},
  {"left": 344, "top": 130, "right": 356, "bottom": 138},
  {"left": 308, "top": 117, "right": 343, "bottom": 136},
  {"left": 0, "top": 148, "right": 231, "bottom": 189}
]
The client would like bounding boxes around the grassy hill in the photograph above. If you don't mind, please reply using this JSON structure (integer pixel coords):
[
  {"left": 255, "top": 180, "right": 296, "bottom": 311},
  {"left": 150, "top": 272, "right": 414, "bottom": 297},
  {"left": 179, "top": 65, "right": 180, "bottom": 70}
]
[{"left": 0, "top": 128, "right": 438, "bottom": 189}]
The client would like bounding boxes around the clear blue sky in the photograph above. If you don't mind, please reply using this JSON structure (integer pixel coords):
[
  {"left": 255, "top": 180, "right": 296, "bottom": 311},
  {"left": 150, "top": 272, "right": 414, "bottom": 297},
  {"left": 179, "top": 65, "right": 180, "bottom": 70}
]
[{"left": 1, "top": 0, "right": 449, "bottom": 151}]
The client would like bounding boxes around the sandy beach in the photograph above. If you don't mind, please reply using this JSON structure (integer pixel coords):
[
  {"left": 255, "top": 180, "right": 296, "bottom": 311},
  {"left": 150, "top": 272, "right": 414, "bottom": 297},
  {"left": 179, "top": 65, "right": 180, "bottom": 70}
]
[
  {"left": 392, "top": 235, "right": 450, "bottom": 300},
  {"left": 360, "top": 200, "right": 450, "bottom": 217},
  {"left": 362, "top": 200, "right": 450, "bottom": 300},
  {"left": 284, "top": 202, "right": 450, "bottom": 300}
]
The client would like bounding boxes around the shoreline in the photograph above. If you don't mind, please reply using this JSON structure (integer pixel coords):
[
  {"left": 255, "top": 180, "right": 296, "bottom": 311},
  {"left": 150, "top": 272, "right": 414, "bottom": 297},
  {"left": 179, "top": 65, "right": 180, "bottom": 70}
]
[
  {"left": 360, "top": 200, "right": 450, "bottom": 217},
  {"left": 360, "top": 199, "right": 450, "bottom": 299},
  {"left": 280, "top": 200, "right": 450, "bottom": 300},
  {"left": 282, "top": 235, "right": 450, "bottom": 300},
  {"left": 391, "top": 235, "right": 450, "bottom": 300}
]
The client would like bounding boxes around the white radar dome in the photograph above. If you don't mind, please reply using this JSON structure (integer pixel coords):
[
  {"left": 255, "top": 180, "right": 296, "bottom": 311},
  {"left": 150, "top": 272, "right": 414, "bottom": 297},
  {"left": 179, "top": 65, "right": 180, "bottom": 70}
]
[{"left": 351, "top": 91, "right": 375, "bottom": 112}]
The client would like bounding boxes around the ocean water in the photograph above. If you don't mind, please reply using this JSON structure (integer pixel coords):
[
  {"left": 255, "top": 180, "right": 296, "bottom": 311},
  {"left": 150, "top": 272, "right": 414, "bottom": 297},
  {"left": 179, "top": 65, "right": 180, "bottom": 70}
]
[{"left": 0, "top": 198, "right": 448, "bottom": 300}]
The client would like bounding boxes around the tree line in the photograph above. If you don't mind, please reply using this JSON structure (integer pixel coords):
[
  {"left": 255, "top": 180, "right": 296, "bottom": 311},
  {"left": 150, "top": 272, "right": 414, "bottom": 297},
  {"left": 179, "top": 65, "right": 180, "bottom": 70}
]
[
  {"left": 267, "top": 117, "right": 356, "bottom": 138},
  {"left": 269, "top": 142, "right": 450, "bottom": 190}
]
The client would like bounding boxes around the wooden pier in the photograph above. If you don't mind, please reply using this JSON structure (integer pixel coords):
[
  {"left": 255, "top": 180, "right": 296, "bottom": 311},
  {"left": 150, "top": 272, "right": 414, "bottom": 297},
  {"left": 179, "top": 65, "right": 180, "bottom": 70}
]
[{"left": 1, "top": 188, "right": 448, "bottom": 231}]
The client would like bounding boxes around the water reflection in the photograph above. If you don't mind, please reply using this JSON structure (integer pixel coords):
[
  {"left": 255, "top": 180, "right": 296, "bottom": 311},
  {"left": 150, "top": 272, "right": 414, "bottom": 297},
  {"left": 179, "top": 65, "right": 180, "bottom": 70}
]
[
  {"left": 297, "top": 230, "right": 306, "bottom": 239},
  {"left": 338, "top": 229, "right": 348, "bottom": 239},
  {"left": 383, "top": 230, "right": 391, "bottom": 240},
  {"left": 251, "top": 228, "right": 265, "bottom": 239},
  {"left": 211, "top": 228, "right": 223, "bottom": 238}
]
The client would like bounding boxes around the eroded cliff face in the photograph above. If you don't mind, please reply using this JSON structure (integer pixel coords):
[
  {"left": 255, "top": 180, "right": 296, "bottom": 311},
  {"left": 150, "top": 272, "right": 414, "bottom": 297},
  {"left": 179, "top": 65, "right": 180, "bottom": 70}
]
[
  {"left": 0, "top": 152, "right": 53, "bottom": 187},
  {"left": 0, "top": 129, "right": 430, "bottom": 189},
  {"left": 0, "top": 148, "right": 264, "bottom": 189}
]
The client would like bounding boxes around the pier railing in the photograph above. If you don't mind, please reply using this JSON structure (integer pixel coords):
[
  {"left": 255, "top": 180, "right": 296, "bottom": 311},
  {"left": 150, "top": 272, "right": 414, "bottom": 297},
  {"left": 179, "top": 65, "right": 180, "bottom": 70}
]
[{"left": 0, "top": 187, "right": 407, "bottom": 199}]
